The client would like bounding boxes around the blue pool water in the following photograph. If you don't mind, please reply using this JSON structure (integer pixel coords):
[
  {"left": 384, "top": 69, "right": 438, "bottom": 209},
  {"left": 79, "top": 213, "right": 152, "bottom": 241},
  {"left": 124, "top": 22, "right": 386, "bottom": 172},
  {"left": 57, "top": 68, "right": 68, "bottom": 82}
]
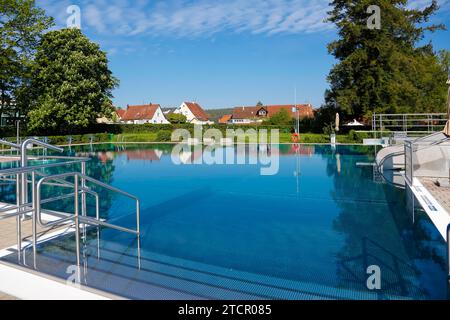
[{"left": 1, "top": 143, "right": 447, "bottom": 299}]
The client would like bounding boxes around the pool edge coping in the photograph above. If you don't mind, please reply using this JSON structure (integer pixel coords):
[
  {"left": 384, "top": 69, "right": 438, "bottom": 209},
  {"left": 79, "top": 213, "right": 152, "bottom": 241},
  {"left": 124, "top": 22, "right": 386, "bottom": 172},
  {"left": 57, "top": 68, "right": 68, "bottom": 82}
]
[{"left": 0, "top": 227, "right": 124, "bottom": 301}]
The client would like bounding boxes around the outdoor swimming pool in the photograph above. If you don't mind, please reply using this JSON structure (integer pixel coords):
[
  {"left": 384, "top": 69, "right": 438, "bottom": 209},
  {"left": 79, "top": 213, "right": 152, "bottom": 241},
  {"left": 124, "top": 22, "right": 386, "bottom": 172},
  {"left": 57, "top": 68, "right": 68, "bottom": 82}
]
[{"left": 0, "top": 143, "right": 447, "bottom": 300}]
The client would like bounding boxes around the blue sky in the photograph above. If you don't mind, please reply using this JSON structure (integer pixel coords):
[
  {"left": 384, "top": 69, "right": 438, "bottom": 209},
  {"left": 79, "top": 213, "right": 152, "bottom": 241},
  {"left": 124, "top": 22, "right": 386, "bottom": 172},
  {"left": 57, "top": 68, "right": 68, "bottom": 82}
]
[{"left": 39, "top": 0, "right": 450, "bottom": 110}]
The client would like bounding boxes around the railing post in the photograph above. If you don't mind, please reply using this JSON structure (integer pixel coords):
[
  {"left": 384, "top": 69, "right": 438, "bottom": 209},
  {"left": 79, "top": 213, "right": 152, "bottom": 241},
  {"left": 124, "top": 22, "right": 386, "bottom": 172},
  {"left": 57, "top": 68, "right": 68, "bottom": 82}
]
[
  {"left": 81, "top": 162, "right": 87, "bottom": 241},
  {"left": 31, "top": 171, "right": 37, "bottom": 269},
  {"left": 136, "top": 199, "right": 141, "bottom": 270},
  {"left": 411, "top": 141, "right": 415, "bottom": 184},
  {"left": 81, "top": 162, "right": 87, "bottom": 218},
  {"left": 16, "top": 174, "right": 21, "bottom": 263},
  {"left": 74, "top": 174, "right": 81, "bottom": 267}
]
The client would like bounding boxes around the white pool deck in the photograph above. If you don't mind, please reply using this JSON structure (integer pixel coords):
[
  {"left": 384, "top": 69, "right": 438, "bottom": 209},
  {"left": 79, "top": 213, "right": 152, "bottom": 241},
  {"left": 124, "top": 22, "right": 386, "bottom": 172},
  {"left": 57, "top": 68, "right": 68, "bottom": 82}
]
[
  {"left": 0, "top": 204, "right": 116, "bottom": 300},
  {"left": 408, "top": 178, "right": 450, "bottom": 240},
  {"left": 0, "top": 230, "right": 116, "bottom": 300}
]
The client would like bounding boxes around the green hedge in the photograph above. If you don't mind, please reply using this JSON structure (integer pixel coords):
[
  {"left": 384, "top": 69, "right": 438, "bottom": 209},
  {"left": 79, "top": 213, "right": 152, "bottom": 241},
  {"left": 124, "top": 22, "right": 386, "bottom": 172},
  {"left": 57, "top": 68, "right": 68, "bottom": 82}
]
[{"left": 44, "top": 133, "right": 112, "bottom": 145}]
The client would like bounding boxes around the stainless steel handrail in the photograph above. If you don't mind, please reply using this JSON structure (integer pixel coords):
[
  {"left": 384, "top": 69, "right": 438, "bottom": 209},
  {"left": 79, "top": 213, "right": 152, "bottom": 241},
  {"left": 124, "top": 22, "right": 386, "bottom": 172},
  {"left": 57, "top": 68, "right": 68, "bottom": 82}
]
[
  {"left": 0, "top": 139, "right": 88, "bottom": 262},
  {"left": 0, "top": 138, "right": 141, "bottom": 272},
  {"left": 0, "top": 158, "right": 90, "bottom": 176},
  {"left": 20, "top": 139, "right": 64, "bottom": 208},
  {"left": 33, "top": 172, "right": 141, "bottom": 268},
  {"left": 0, "top": 139, "right": 20, "bottom": 149}
]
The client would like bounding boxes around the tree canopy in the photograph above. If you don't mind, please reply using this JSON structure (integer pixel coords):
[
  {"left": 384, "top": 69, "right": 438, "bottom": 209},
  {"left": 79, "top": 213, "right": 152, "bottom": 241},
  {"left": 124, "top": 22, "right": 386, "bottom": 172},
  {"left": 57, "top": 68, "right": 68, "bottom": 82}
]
[
  {"left": 167, "top": 113, "right": 187, "bottom": 124},
  {"left": 264, "top": 109, "right": 293, "bottom": 125},
  {"left": 28, "top": 28, "right": 118, "bottom": 134},
  {"left": 326, "top": 0, "right": 449, "bottom": 120},
  {"left": 0, "top": 0, "right": 53, "bottom": 121}
]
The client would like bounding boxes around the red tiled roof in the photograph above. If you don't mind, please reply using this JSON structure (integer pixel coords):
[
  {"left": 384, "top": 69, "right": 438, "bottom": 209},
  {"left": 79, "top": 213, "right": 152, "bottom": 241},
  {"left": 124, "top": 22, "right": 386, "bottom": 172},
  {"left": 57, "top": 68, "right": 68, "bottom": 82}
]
[
  {"left": 232, "top": 106, "right": 265, "bottom": 119},
  {"left": 116, "top": 109, "right": 126, "bottom": 118},
  {"left": 184, "top": 102, "right": 209, "bottom": 121},
  {"left": 121, "top": 104, "right": 161, "bottom": 121},
  {"left": 266, "top": 105, "right": 314, "bottom": 118},
  {"left": 218, "top": 114, "right": 232, "bottom": 124}
]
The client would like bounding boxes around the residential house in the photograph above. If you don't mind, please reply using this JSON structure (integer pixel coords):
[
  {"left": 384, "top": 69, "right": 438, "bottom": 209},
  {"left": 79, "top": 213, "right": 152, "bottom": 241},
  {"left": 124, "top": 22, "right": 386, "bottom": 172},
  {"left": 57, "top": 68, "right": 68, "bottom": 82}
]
[
  {"left": 116, "top": 109, "right": 126, "bottom": 121},
  {"left": 97, "top": 108, "right": 126, "bottom": 124},
  {"left": 218, "top": 114, "right": 232, "bottom": 124},
  {"left": 121, "top": 104, "right": 170, "bottom": 124},
  {"left": 230, "top": 104, "right": 314, "bottom": 124},
  {"left": 174, "top": 102, "right": 213, "bottom": 125}
]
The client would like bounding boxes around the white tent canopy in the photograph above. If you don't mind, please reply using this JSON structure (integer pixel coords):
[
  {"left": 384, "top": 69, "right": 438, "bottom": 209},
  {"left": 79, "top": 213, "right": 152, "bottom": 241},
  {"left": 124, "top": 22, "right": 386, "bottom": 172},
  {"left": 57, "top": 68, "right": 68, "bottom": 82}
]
[{"left": 345, "top": 119, "right": 364, "bottom": 126}]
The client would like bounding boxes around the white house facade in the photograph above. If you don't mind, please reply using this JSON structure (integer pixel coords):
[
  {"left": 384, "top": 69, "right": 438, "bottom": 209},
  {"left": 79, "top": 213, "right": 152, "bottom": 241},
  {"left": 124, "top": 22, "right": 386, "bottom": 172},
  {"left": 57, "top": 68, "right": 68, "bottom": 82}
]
[
  {"left": 121, "top": 104, "right": 170, "bottom": 124},
  {"left": 174, "top": 102, "right": 213, "bottom": 125}
]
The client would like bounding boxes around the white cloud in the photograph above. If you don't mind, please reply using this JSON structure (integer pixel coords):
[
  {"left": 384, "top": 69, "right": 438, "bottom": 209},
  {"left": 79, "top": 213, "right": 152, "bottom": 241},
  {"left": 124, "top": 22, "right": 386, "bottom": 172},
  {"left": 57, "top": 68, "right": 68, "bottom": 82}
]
[
  {"left": 39, "top": 0, "right": 449, "bottom": 38},
  {"left": 39, "top": 0, "right": 333, "bottom": 37}
]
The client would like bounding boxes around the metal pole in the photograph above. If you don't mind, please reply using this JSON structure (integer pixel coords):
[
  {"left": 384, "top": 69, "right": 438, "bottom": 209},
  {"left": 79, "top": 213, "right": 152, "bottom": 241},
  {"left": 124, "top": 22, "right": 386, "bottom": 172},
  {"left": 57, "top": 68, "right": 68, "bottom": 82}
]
[
  {"left": 16, "top": 174, "right": 21, "bottom": 263},
  {"left": 16, "top": 120, "right": 20, "bottom": 145},
  {"left": 31, "top": 171, "right": 37, "bottom": 269},
  {"left": 136, "top": 199, "right": 141, "bottom": 270},
  {"left": 81, "top": 162, "right": 87, "bottom": 217},
  {"left": 74, "top": 175, "right": 81, "bottom": 267},
  {"left": 81, "top": 162, "right": 87, "bottom": 240},
  {"left": 379, "top": 114, "right": 382, "bottom": 134},
  {"left": 20, "top": 142, "right": 28, "bottom": 218}
]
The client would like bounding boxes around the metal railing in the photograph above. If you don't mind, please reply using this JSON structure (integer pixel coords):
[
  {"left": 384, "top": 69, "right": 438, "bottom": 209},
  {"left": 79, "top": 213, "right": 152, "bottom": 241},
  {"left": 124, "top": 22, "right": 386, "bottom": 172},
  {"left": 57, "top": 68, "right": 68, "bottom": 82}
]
[
  {"left": 0, "top": 138, "right": 141, "bottom": 271},
  {"left": 403, "top": 135, "right": 450, "bottom": 186},
  {"left": 404, "top": 140, "right": 414, "bottom": 185},
  {"left": 372, "top": 113, "right": 448, "bottom": 135},
  {"left": 33, "top": 172, "right": 140, "bottom": 269}
]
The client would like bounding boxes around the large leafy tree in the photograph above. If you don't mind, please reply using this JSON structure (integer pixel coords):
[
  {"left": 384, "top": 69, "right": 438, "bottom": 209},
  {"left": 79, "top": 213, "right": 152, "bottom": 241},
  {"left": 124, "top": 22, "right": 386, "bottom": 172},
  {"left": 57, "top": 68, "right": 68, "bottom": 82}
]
[
  {"left": 326, "top": 0, "right": 448, "bottom": 120},
  {"left": 0, "top": 0, "right": 53, "bottom": 124},
  {"left": 28, "top": 28, "right": 118, "bottom": 134},
  {"left": 264, "top": 109, "right": 293, "bottom": 125}
]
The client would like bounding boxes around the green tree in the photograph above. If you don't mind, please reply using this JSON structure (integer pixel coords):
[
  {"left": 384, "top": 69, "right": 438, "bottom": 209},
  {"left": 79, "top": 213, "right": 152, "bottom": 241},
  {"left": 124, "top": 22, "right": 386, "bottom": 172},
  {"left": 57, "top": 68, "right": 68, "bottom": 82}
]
[
  {"left": 167, "top": 113, "right": 187, "bottom": 124},
  {"left": 264, "top": 109, "right": 292, "bottom": 125},
  {"left": 326, "top": 0, "right": 448, "bottom": 120},
  {"left": 438, "top": 49, "right": 450, "bottom": 76},
  {"left": 28, "top": 28, "right": 118, "bottom": 134},
  {"left": 0, "top": 0, "right": 53, "bottom": 124}
]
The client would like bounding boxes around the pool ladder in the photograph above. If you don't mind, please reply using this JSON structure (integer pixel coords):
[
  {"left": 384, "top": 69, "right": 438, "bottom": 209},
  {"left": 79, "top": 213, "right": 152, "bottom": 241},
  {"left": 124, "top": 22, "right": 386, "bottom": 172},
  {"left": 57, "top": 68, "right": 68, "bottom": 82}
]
[{"left": 0, "top": 138, "right": 141, "bottom": 271}]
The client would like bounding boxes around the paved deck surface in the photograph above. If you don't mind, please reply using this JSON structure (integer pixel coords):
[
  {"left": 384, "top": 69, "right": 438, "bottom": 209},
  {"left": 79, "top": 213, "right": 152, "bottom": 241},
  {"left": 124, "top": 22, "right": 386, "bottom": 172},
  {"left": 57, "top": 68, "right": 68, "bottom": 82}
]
[
  {"left": 420, "top": 178, "right": 450, "bottom": 214},
  {"left": 0, "top": 292, "right": 17, "bottom": 300},
  {"left": 0, "top": 211, "right": 63, "bottom": 302},
  {"left": 0, "top": 215, "right": 61, "bottom": 251}
]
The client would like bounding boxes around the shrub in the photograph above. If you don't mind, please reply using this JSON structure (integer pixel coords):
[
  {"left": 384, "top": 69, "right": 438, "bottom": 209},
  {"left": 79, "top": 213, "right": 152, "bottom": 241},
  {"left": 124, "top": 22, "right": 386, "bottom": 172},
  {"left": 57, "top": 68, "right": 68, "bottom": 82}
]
[
  {"left": 156, "top": 130, "right": 173, "bottom": 142},
  {"left": 166, "top": 113, "right": 187, "bottom": 124}
]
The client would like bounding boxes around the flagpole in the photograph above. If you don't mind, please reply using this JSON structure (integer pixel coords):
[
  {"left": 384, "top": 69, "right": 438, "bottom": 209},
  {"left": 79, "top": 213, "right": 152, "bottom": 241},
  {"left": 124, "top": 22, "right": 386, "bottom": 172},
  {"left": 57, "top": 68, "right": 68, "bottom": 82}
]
[{"left": 295, "top": 87, "right": 299, "bottom": 134}]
